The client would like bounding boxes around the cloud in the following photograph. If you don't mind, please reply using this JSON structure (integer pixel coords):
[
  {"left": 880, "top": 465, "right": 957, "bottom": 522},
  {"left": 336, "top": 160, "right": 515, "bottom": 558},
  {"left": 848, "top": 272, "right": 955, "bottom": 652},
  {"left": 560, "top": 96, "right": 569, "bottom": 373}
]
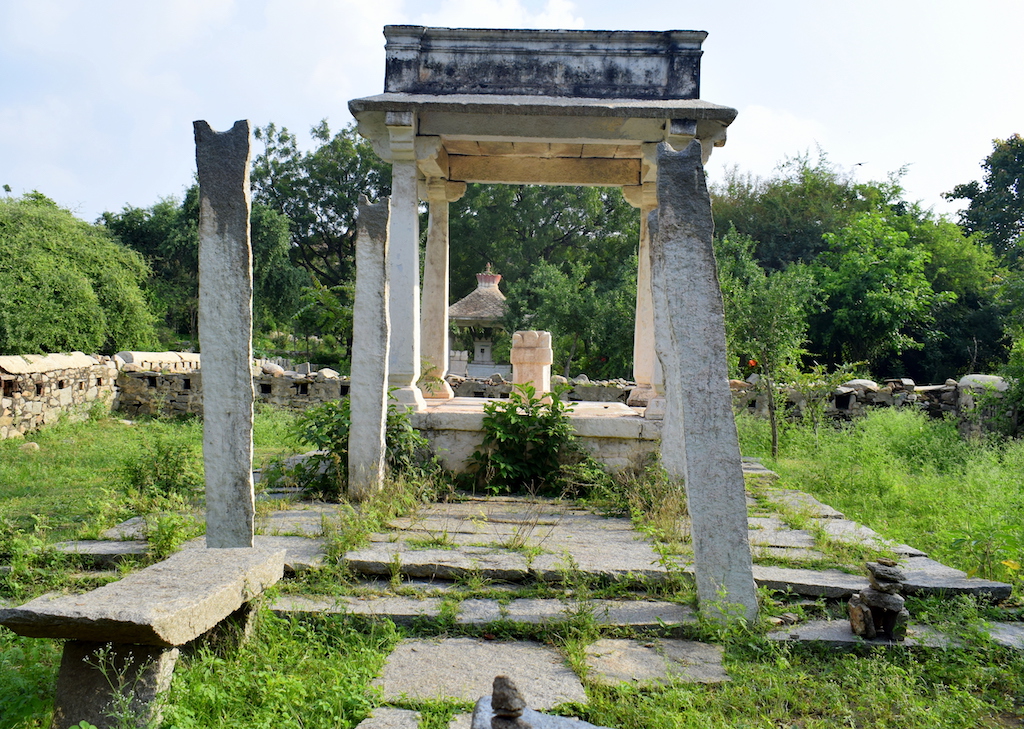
[
  {"left": 415, "top": 0, "right": 584, "bottom": 29},
  {"left": 704, "top": 104, "right": 830, "bottom": 185}
]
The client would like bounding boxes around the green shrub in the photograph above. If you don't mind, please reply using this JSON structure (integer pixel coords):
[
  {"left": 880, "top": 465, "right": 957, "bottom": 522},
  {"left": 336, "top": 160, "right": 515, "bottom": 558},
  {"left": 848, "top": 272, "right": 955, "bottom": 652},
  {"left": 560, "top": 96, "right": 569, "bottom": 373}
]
[
  {"left": 122, "top": 435, "right": 204, "bottom": 497},
  {"left": 468, "top": 383, "right": 608, "bottom": 496},
  {"left": 266, "top": 395, "right": 439, "bottom": 500}
]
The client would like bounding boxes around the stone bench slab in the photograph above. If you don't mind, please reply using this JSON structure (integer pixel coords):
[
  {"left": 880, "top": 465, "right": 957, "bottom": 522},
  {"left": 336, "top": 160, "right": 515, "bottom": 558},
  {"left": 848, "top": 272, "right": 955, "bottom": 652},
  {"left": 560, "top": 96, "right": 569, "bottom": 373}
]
[{"left": 0, "top": 547, "right": 285, "bottom": 646}]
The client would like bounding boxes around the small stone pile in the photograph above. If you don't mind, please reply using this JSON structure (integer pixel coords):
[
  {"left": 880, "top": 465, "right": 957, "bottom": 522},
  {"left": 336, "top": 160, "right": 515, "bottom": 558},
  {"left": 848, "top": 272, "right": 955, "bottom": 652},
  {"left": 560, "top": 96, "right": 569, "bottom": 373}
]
[
  {"left": 491, "top": 676, "right": 528, "bottom": 729},
  {"left": 849, "top": 560, "right": 909, "bottom": 641}
]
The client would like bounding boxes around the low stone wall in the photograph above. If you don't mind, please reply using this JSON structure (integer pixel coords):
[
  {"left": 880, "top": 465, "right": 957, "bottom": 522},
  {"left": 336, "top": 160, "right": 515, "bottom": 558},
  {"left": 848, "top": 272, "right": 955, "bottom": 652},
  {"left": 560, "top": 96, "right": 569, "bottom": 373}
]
[
  {"left": 115, "top": 368, "right": 350, "bottom": 417},
  {"left": 0, "top": 353, "right": 118, "bottom": 440}
]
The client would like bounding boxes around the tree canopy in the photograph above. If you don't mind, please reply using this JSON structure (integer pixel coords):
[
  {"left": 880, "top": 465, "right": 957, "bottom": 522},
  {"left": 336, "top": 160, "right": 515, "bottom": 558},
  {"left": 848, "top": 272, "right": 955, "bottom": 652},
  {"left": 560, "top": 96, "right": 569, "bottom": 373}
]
[
  {"left": 0, "top": 192, "right": 157, "bottom": 354},
  {"left": 945, "top": 134, "right": 1024, "bottom": 261}
]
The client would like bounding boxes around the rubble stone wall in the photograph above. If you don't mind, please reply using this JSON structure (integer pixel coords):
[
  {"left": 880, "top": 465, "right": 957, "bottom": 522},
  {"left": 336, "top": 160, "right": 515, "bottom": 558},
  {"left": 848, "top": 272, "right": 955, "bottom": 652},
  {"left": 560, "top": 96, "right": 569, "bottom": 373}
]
[{"left": 0, "top": 353, "right": 119, "bottom": 440}]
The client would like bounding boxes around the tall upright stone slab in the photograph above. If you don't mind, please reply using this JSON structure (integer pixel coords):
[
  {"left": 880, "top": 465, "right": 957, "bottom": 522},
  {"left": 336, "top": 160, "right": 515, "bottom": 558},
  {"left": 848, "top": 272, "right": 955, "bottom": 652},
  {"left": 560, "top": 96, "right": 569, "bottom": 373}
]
[
  {"left": 649, "top": 140, "right": 757, "bottom": 623},
  {"left": 349, "top": 196, "right": 391, "bottom": 501},
  {"left": 194, "top": 119, "right": 255, "bottom": 548}
]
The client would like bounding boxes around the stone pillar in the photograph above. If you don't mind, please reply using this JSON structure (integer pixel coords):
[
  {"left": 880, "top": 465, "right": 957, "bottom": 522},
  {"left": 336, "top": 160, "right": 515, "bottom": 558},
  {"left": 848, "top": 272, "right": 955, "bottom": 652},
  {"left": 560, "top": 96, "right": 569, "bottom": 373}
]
[
  {"left": 419, "top": 178, "right": 466, "bottom": 400},
  {"left": 51, "top": 641, "right": 178, "bottom": 729},
  {"left": 623, "top": 181, "right": 662, "bottom": 413},
  {"left": 348, "top": 196, "right": 391, "bottom": 501},
  {"left": 649, "top": 140, "right": 758, "bottom": 624},
  {"left": 194, "top": 119, "right": 255, "bottom": 549},
  {"left": 385, "top": 112, "right": 426, "bottom": 411},
  {"left": 510, "top": 331, "right": 553, "bottom": 395}
]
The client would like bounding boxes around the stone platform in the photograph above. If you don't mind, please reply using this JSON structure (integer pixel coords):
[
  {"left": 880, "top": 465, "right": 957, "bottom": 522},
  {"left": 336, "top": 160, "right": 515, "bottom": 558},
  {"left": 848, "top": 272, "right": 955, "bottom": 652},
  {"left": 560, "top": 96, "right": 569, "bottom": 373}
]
[{"left": 411, "top": 397, "right": 661, "bottom": 473}]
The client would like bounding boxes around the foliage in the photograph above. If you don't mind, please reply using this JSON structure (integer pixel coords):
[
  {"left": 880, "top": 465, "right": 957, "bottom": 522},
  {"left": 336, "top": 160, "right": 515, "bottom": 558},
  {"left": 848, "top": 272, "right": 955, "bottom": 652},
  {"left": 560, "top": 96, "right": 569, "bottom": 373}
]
[
  {"left": 808, "top": 212, "right": 954, "bottom": 366},
  {"left": 710, "top": 151, "right": 880, "bottom": 270},
  {"left": 270, "top": 395, "right": 439, "bottom": 500},
  {"left": 450, "top": 184, "right": 639, "bottom": 379},
  {"left": 251, "top": 121, "right": 391, "bottom": 290},
  {"left": 468, "top": 383, "right": 605, "bottom": 495},
  {"left": 0, "top": 192, "right": 157, "bottom": 354},
  {"left": 502, "top": 259, "right": 636, "bottom": 379},
  {"left": 716, "top": 230, "right": 817, "bottom": 455},
  {"left": 945, "top": 133, "right": 1024, "bottom": 261},
  {"left": 746, "top": 407, "right": 1024, "bottom": 592},
  {"left": 164, "top": 612, "right": 400, "bottom": 729},
  {"left": 102, "top": 186, "right": 309, "bottom": 340},
  {"left": 121, "top": 434, "right": 204, "bottom": 498}
]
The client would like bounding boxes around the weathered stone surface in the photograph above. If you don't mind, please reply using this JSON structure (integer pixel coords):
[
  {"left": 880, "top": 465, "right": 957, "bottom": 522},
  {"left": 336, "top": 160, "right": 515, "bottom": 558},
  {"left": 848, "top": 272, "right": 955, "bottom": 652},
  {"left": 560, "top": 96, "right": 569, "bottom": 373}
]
[
  {"left": 866, "top": 561, "right": 906, "bottom": 585},
  {"left": 349, "top": 196, "right": 391, "bottom": 500},
  {"left": 649, "top": 140, "right": 756, "bottom": 623},
  {"left": 456, "top": 599, "right": 503, "bottom": 624},
  {"left": 848, "top": 595, "right": 876, "bottom": 638},
  {"left": 752, "top": 565, "right": 868, "bottom": 599},
  {"left": 355, "top": 708, "right": 421, "bottom": 729},
  {"left": 492, "top": 675, "right": 527, "bottom": 717},
  {"left": 760, "top": 488, "right": 845, "bottom": 518},
  {"left": 900, "top": 556, "right": 1012, "bottom": 600},
  {"left": 585, "top": 638, "right": 730, "bottom": 686},
  {"left": 272, "top": 594, "right": 442, "bottom": 625},
  {"left": 769, "top": 620, "right": 952, "bottom": 649},
  {"left": 53, "top": 540, "right": 149, "bottom": 567},
  {"left": 986, "top": 621, "right": 1024, "bottom": 650},
  {"left": 373, "top": 638, "right": 586, "bottom": 707},
  {"left": 51, "top": 640, "right": 178, "bottom": 729},
  {"left": 0, "top": 548, "right": 284, "bottom": 646},
  {"left": 185, "top": 535, "right": 325, "bottom": 573},
  {"left": 195, "top": 119, "right": 256, "bottom": 549},
  {"left": 859, "top": 587, "right": 905, "bottom": 612}
]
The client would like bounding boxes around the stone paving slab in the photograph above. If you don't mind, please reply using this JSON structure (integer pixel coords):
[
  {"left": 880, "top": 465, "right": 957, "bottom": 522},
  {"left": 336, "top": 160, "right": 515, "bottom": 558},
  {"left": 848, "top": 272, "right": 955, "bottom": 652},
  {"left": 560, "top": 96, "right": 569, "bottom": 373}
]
[
  {"left": 184, "top": 535, "right": 326, "bottom": 573},
  {"left": 760, "top": 489, "right": 845, "bottom": 518},
  {"left": 750, "top": 545, "right": 826, "bottom": 563},
  {"left": 751, "top": 564, "right": 868, "bottom": 599},
  {"left": 272, "top": 595, "right": 444, "bottom": 624},
  {"left": 355, "top": 708, "right": 420, "bottom": 729},
  {"left": 768, "top": 619, "right": 953, "bottom": 649},
  {"left": 457, "top": 599, "right": 503, "bottom": 624},
  {"left": 986, "top": 622, "right": 1024, "bottom": 650},
  {"left": 585, "top": 638, "right": 730, "bottom": 685},
  {"left": 373, "top": 638, "right": 586, "bottom": 707},
  {"left": 900, "top": 557, "right": 1013, "bottom": 600},
  {"left": 746, "top": 517, "right": 817, "bottom": 548},
  {"left": 53, "top": 540, "right": 149, "bottom": 566}
]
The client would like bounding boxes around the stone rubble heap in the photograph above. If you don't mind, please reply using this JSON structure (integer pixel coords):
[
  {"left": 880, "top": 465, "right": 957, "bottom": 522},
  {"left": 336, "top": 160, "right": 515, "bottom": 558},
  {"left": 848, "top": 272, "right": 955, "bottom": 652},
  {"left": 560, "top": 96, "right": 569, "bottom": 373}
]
[{"left": 848, "top": 560, "right": 910, "bottom": 641}]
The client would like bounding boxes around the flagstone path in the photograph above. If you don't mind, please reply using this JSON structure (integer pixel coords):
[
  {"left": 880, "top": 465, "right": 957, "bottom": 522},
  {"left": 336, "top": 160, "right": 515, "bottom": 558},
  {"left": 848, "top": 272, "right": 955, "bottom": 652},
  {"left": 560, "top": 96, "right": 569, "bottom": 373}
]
[{"left": 44, "top": 460, "right": 1019, "bottom": 729}]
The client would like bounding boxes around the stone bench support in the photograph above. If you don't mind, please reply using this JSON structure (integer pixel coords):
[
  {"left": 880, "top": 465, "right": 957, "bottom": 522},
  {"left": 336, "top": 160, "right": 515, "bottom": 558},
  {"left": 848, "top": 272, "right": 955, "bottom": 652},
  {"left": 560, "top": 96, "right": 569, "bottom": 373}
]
[
  {"left": 0, "top": 548, "right": 284, "bottom": 729},
  {"left": 510, "top": 331, "right": 553, "bottom": 395}
]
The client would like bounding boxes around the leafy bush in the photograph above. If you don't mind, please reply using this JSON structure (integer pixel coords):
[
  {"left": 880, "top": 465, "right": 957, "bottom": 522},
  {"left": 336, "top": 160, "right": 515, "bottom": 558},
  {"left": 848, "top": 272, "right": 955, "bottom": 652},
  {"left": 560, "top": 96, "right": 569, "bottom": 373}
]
[
  {"left": 468, "top": 383, "right": 608, "bottom": 496},
  {"left": 0, "top": 192, "right": 157, "bottom": 353},
  {"left": 122, "top": 435, "right": 204, "bottom": 497}
]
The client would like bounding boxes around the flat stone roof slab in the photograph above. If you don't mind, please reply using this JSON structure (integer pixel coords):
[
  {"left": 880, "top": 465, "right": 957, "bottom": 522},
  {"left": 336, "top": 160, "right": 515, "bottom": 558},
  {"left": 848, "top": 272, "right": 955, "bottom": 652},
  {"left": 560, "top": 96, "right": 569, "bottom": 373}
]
[
  {"left": 373, "top": 638, "right": 586, "bottom": 707},
  {"left": 585, "top": 638, "right": 729, "bottom": 686}
]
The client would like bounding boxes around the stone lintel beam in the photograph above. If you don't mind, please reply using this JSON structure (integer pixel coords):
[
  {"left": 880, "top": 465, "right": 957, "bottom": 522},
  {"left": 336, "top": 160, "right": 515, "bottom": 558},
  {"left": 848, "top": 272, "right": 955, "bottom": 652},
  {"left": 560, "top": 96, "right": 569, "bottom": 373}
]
[{"left": 449, "top": 156, "right": 639, "bottom": 186}]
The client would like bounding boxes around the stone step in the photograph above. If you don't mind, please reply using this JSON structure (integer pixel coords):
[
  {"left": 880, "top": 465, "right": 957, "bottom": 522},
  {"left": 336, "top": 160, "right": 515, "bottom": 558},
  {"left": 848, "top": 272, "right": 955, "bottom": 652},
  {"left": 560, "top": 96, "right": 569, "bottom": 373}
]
[{"left": 271, "top": 594, "right": 695, "bottom": 629}]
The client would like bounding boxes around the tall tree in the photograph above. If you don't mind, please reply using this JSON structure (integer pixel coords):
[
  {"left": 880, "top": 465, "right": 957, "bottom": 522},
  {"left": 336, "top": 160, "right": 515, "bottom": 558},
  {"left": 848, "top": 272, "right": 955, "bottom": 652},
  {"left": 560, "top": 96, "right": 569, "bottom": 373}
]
[
  {"left": 1, "top": 192, "right": 157, "bottom": 354},
  {"left": 945, "top": 134, "right": 1024, "bottom": 261},
  {"left": 250, "top": 121, "right": 391, "bottom": 288},
  {"left": 710, "top": 151, "right": 882, "bottom": 270},
  {"left": 808, "top": 212, "right": 953, "bottom": 367}
]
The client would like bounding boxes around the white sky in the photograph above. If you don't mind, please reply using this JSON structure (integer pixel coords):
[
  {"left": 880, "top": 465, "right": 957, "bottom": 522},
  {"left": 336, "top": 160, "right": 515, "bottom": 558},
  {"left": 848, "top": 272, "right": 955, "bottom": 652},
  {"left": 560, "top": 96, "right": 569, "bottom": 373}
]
[{"left": 2, "top": 0, "right": 1021, "bottom": 223}]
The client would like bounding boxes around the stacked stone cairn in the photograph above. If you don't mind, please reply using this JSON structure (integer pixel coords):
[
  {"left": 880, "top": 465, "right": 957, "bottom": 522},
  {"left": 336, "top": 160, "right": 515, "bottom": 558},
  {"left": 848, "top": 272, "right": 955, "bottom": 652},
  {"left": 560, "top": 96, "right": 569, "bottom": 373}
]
[
  {"left": 471, "top": 676, "right": 613, "bottom": 729},
  {"left": 848, "top": 560, "right": 909, "bottom": 641}
]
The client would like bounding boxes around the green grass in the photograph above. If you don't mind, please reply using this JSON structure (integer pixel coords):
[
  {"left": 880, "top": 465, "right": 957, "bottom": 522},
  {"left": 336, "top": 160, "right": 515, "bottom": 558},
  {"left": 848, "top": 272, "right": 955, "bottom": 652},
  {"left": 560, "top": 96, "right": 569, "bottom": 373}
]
[
  {"left": 738, "top": 409, "right": 1024, "bottom": 588},
  {"left": 2, "top": 407, "right": 1024, "bottom": 728}
]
